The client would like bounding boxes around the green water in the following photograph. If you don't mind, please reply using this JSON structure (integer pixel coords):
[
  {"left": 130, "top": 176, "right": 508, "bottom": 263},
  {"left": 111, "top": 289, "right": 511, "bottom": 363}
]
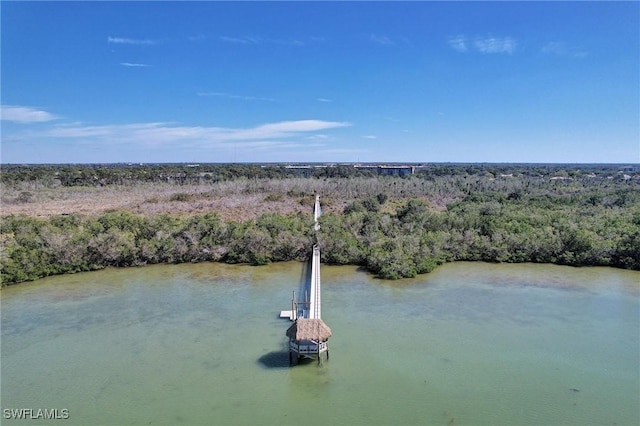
[{"left": 1, "top": 262, "right": 638, "bottom": 426}]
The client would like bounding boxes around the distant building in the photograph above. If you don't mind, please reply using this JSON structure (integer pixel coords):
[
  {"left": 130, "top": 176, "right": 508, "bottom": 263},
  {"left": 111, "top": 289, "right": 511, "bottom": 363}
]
[
  {"left": 620, "top": 165, "right": 640, "bottom": 173},
  {"left": 285, "top": 164, "right": 421, "bottom": 177},
  {"left": 354, "top": 165, "right": 416, "bottom": 176},
  {"left": 284, "top": 165, "right": 315, "bottom": 177},
  {"left": 283, "top": 163, "right": 418, "bottom": 177}
]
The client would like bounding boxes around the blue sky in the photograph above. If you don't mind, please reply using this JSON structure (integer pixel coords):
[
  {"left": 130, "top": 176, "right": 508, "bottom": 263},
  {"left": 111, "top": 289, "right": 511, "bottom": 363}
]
[{"left": 1, "top": 1, "right": 638, "bottom": 164}]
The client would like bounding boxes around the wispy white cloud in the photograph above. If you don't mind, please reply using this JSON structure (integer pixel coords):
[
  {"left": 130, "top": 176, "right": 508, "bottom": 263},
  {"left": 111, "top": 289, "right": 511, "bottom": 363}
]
[
  {"left": 1, "top": 105, "right": 60, "bottom": 123},
  {"left": 317, "top": 98, "right": 333, "bottom": 103},
  {"left": 45, "top": 122, "right": 163, "bottom": 139},
  {"left": 362, "top": 135, "right": 377, "bottom": 139},
  {"left": 248, "top": 120, "right": 350, "bottom": 135},
  {"left": 449, "top": 35, "right": 517, "bottom": 54},
  {"left": 306, "top": 134, "right": 330, "bottom": 140},
  {"left": 369, "top": 34, "right": 395, "bottom": 46},
  {"left": 108, "top": 36, "right": 157, "bottom": 45},
  {"left": 197, "top": 92, "right": 277, "bottom": 102},
  {"left": 219, "top": 36, "right": 304, "bottom": 46},
  {"left": 474, "top": 37, "right": 517, "bottom": 54},
  {"left": 219, "top": 35, "right": 259, "bottom": 45},
  {"left": 448, "top": 35, "right": 468, "bottom": 52},
  {"left": 541, "top": 41, "right": 588, "bottom": 58},
  {"left": 120, "top": 62, "right": 151, "bottom": 67},
  {"left": 36, "top": 119, "right": 351, "bottom": 149}
]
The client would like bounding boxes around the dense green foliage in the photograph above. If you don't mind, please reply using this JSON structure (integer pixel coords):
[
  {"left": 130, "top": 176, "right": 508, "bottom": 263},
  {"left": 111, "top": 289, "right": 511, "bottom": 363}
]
[
  {"left": 1, "top": 163, "right": 639, "bottom": 285},
  {"left": 0, "top": 211, "right": 316, "bottom": 284},
  {"left": 319, "top": 192, "right": 640, "bottom": 279}
]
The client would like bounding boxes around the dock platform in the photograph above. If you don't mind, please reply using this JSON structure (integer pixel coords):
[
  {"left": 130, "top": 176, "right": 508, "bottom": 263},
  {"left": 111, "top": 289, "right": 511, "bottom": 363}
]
[{"left": 279, "top": 310, "right": 294, "bottom": 320}]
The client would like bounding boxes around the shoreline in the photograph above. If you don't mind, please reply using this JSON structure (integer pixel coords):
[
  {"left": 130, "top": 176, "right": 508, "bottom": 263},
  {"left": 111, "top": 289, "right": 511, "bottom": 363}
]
[
  {"left": 3, "top": 261, "right": 638, "bottom": 297},
  {"left": 2, "top": 169, "right": 638, "bottom": 286},
  {"left": 2, "top": 248, "right": 639, "bottom": 289}
]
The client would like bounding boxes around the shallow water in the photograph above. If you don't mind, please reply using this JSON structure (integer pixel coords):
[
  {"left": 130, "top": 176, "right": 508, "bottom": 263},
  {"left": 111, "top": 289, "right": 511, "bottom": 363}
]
[{"left": 2, "top": 262, "right": 638, "bottom": 425}]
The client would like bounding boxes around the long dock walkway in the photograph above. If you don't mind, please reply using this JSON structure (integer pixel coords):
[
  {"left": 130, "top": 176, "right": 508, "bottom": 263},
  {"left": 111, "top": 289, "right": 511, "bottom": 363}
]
[
  {"left": 308, "top": 244, "right": 321, "bottom": 319},
  {"left": 303, "top": 195, "right": 322, "bottom": 320},
  {"left": 283, "top": 194, "right": 331, "bottom": 365},
  {"left": 281, "top": 195, "right": 323, "bottom": 321}
]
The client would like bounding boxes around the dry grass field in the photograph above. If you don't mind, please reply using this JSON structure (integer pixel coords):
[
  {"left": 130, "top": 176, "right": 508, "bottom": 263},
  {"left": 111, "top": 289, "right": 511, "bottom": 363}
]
[
  {"left": 1, "top": 175, "right": 466, "bottom": 220},
  {"left": 1, "top": 185, "right": 324, "bottom": 221},
  {"left": 0, "top": 180, "right": 384, "bottom": 220}
]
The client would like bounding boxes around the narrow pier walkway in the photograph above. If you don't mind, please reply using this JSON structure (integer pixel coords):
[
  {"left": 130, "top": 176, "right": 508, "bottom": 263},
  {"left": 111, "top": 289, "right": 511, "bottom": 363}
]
[
  {"left": 299, "top": 195, "right": 322, "bottom": 320},
  {"left": 282, "top": 195, "right": 332, "bottom": 365},
  {"left": 309, "top": 243, "right": 321, "bottom": 319},
  {"left": 281, "top": 194, "right": 323, "bottom": 321}
]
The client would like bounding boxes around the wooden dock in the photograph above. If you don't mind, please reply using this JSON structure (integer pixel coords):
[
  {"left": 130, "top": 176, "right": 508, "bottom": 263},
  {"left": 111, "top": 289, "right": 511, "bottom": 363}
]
[
  {"left": 283, "top": 195, "right": 331, "bottom": 365},
  {"left": 279, "top": 310, "right": 294, "bottom": 320}
]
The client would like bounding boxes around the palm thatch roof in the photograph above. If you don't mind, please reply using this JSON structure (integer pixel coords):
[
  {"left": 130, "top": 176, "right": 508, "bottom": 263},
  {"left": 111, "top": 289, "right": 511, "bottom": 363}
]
[{"left": 286, "top": 318, "right": 332, "bottom": 342}]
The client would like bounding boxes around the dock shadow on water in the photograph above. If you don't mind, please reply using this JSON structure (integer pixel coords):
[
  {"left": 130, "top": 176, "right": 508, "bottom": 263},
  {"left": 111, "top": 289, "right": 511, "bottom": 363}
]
[
  {"left": 298, "top": 258, "right": 312, "bottom": 304},
  {"left": 257, "top": 350, "right": 290, "bottom": 369},
  {"left": 258, "top": 258, "right": 315, "bottom": 371},
  {"left": 256, "top": 350, "right": 325, "bottom": 369}
]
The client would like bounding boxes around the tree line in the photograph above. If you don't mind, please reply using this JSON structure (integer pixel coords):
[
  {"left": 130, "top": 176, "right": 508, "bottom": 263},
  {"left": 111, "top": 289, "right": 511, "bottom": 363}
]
[
  {"left": 1, "top": 177, "right": 638, "bottom": 285},
  {"left": 2, "top": 163, "right": 634, "bottom": 188},
  {"left": 0, "top": 163, "right": 382, "bottom": 187}
]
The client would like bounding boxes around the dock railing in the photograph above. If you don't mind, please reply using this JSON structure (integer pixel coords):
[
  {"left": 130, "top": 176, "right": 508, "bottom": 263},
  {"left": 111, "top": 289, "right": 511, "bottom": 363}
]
[{"left": 290, "top": 340, "right": 328, "bottom": 355}]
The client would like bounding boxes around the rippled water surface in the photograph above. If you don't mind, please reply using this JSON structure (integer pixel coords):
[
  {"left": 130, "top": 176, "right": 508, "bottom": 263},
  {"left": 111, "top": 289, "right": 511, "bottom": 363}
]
[{"left": 2, "top": 262, "right": 638, "bottom": 425}]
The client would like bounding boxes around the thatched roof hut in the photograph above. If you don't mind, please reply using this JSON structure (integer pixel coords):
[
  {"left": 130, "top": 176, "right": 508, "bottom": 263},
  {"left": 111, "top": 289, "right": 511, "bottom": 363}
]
[{"left": 286, "top": 318, "right": 332, "bottom": 342}]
